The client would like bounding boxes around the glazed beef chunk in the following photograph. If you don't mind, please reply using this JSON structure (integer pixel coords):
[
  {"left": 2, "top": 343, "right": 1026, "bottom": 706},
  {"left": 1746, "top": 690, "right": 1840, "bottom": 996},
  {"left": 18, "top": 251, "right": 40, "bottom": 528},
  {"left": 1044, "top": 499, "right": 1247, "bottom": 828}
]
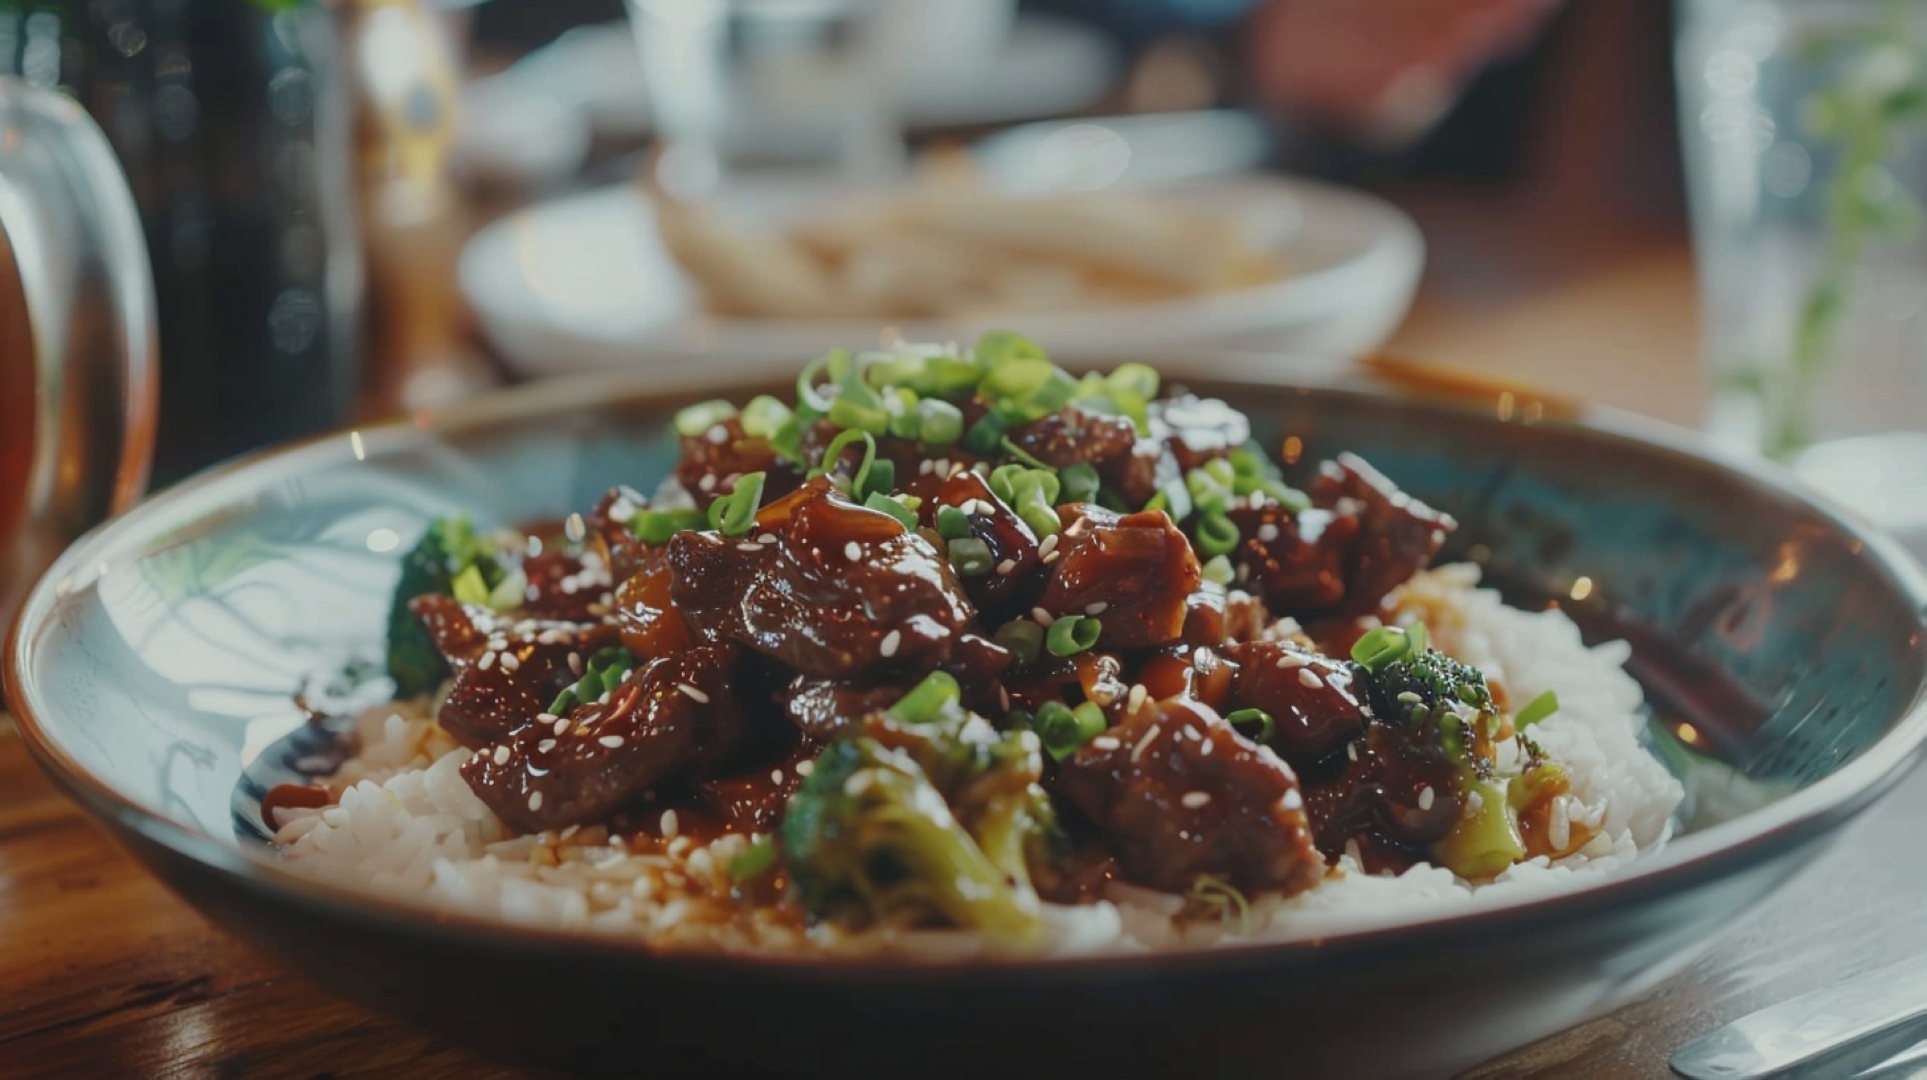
[
  {"left": 1223, "top": 640, "right": 1371, "bottom": 759},
  {"left": 1037, "top": 505, "right": 1201, "bottom": 649},
  {"left": 669, "top": 478, "right": 977, "bottom": 679},
  {"left": 462, "top": 643, "right": 748, "bottom": 832},
  {"left": 1054, "top": 698, "right": 1324, "bottom": 895},
  {"left": 412, "top": 594, "right": 618, "bottom": 747}
]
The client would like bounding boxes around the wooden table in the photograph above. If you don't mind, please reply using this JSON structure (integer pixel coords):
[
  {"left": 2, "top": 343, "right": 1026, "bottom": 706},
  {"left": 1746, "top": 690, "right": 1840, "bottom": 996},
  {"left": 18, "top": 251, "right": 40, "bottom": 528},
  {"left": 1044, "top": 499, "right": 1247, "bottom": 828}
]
[{"left": 6, "top": 209, "right": 1925, "bottom": 1080}]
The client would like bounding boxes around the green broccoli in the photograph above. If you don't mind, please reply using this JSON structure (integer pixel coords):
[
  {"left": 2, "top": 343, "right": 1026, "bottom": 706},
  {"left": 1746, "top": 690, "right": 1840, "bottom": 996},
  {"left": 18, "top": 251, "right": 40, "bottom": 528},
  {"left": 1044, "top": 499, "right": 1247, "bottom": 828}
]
[
  {"left": 386, "top": 517, "right": 494, "bottom": 698},
  {"left": 777, "top": 715, "right": 1054, "bottom": 947}
]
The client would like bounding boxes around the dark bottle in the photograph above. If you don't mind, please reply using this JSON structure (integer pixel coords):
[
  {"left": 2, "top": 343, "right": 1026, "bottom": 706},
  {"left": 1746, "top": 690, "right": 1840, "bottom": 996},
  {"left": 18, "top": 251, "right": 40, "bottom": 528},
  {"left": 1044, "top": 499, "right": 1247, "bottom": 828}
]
[{"left": 1, "top": 0, "right": 361, "bottom": 485}]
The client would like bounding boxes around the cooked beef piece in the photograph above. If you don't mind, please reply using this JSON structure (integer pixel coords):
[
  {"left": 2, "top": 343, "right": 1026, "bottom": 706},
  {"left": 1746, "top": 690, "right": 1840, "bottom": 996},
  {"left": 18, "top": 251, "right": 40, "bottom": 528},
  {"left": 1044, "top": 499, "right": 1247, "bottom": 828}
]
[
  {"left": 1054, "top": 697, "right": 1323, "bottom": 894},
  {"left": 1300, "top": 718, "right": 1465, "bottom": 863},
  {"left": 1223, "top": 640, "right": 1371, "bottom": 759},
  {"left": 462, "top": 643, "right": 747, "bottom": 831},
  {"left": 1037, "top": 505, "right": 1201, "bottom": 649},
  {"left": 1309, "top": 452, "right": 1455, "bottom": 619},
  {"left": 1005, "top": 652, "right": 1131, "bottom": 713},
  {"left": 1005, "top": 403, "right": 1139, "bottom": 470},
  {"left": 1153, "top": 395, "right": 1250, "bottom": 472},
  {"left": 412, "top": 594, "right": 618, "bottom": 747},
  {"left": 925, "top": 470, "right": 1044, "bottom": 615},
  {"left": 697, "top": 737, "right": 823, "bottom": 834},
  {"left": 515, "top": 549, "right": 614, "bottom": 623},
  {"left": 1133, "top": 645, "right": 1237, "bottom": 713},
  {"left": 612, "top": 555, "right": 695, "bottom": 660},
  {"left": 780, "top": 676, "right": 903, "bottom": 741},
  {"left": 668, "top": 478, "right": 977, "bottom": 679},
  {"left": 1226, "top": 501, "right": 1359, "bottom": 616},
  {"left": 585, "top": 486, "right": 664, "bottom": 584},
  {"left": 675, "top": 415, "right": 796, "bottom": 512}
]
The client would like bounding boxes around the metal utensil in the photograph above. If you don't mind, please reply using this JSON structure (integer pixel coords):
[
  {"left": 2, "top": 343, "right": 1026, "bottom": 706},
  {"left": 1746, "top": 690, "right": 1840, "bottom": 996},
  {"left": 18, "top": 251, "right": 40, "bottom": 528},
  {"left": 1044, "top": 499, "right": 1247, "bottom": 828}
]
[{"left": 1672, "top": 961, "right": 1927, "bottom": 1079}]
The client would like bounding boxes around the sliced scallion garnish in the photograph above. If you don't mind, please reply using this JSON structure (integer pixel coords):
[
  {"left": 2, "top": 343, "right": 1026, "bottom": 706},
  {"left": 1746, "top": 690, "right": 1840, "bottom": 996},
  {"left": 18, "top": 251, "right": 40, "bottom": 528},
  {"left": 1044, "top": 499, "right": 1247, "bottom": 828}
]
[
  {"left": 1514, "top": 689, "right": 1560, "bottom": 728},
  {"left": 886, "top": 670, "right": 961, "bottom": 724},
  {"left": 1045, "top": 614, "right": 1101, "bottom": 656}
]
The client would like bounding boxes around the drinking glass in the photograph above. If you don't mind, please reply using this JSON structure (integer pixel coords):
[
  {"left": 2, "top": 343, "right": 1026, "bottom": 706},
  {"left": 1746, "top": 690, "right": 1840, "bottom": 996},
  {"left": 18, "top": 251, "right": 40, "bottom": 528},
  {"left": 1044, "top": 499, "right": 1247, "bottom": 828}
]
[
  {"left": 0, "top": 75, "right": 157, "bottom": 641},
  {"left": 1677, "top": 0, "right": 1927, "bottom": 545}
]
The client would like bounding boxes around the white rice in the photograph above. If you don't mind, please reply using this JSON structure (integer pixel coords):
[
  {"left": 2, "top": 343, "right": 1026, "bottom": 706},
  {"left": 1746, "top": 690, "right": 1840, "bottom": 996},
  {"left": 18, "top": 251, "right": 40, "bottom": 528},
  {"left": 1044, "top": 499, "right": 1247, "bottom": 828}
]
[{"left": 272, "top": 565, "right": 1684, "bottom": 956}]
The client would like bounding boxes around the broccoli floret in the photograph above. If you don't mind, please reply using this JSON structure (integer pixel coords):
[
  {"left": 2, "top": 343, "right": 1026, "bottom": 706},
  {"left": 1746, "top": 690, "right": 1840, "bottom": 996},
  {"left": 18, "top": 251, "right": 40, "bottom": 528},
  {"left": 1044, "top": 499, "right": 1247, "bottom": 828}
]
[
  {"left": 777, "top": 716, "right": 1053, "bottom": 947},
  {"left": 386, "top": 517, "right": 490, "bottom": 698},
  {"left": 1359, "top": 646, "right": 1493, "bottom": 722}
]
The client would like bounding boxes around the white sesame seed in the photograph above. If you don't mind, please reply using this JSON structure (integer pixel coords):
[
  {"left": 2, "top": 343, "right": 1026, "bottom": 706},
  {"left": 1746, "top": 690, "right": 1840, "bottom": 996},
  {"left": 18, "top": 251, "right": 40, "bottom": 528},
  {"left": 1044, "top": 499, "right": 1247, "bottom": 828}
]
[
  {"left": 679, "top": 683, "right": 710, "bottom": 704},
  {"left": 539, "top": 738, "right": 557, "bottom": 753},
  {"left": 554, "top": 718, "right": 570, "bottom": 735},
  {"left": 565, "top": 513, "right": 586, "bottom": 543},
  {"left": 477, "top": 651, "right": 497, "bottom": 671},
  {"left": 949, "top": 463, "right": 966, "bottom": 477},
  {"left": 795, "top": 760, "right": 815, "bottom": 777},
  {"left": 845, "top": 541, "right": 863, "bottom": 562},
  {"left": 1347, "top": 741, "right": 1359, "bottom": 762},
  {"left": 770, "top": 769, "right": 785, "bottom": 785},
  {"left": 737, "top": 542, "right": 762, "bottom": 553},
  {"left": 1464, "top": 790, "right": 1485, "bottom": 819},
  {"left": 996, "top": 559, "right": 1017, "bottom": 575},
  {"left": 1298, "top": 668, "right": 1324, "bottom": 689},
  {"left": 706, "top": 425, "right": 730, "bottom": 444},
  {"left": 561, "top": 577, "right": 579, "bottom": 595},
  {"left": 537, "top": 629, "right": 561, "bottom": 645},
  {"left": 1131, "top": 724, "right": 1162, "bottom": 762},
  {"left": 493, "top": 745, "right": 510, "bottom": 765},
  {"left": 1126, "top": 683, "right": 1148, "bottom": 714},
  {"left": 880, "top": 630, "right": 902, "bottom": 658},
  {"left": 1277, "top": 653, "right": 1304, "bottom": 669},
  {"left": 1043, "top": 550, "right": 1061, "bottom": 564},
  {"left": 608, "top": 499, "right": 638, "bottom": 524},
  {"left": 499, "top": 652, "right": 521, "bottom": 672},
  {"left": 1181, "top": 791, "right": 1212, "bottom": 809},
  {"left": 1091, "top": 736, "right": 1122, "bottom": 752},
  {"left": 600, "top": 735, "right": 625, "bottom": 749},
  {"left": 918, "top": 459, "right": 934, "bottom": 476},
  {"left": 1037, "top": 533, "right": 1059, "bottom": 558},
  {"left": 1418, "top": 785, "right": 1436, "bottom": 811},
  {"left": 528, "top": 791, "right": 544, "bottom": 812},
  {"left": 536, "top": 713, "right": 559, "bottom": 724},
  {"left": 1257, "top": 523, "right": 1280, "bottom": 543},
  {"left": 1236, "top": 563, "right": 1251, "bottom": 584},
  {"left": 758, "top": 533, "right": 777, "bottom": 545},
  {"left": 1084, "top": 601, "right": 1108, "bottom": 616},
  {"left": 661, "top": 809, "right": 680, "bottom": 839},
  {"left": 569, "top": 652, "right": 584, "bottom": 676},
  {"left": 1031, "top": 607, "right": 1055, "bottom": 627},
  {"left": 699, "top": 474, "right": 717, "bottom": 492},
  {"left": 1200, "top": 738, "right": 1215, "bottom": 756}
]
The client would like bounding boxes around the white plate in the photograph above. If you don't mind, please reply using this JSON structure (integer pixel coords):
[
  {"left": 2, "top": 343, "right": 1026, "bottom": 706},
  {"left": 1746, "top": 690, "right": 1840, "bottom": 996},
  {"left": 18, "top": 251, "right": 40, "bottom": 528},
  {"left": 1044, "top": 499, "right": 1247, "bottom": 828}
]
[{"left": 460, "top": 174, "right": 1425, "bottom": 381}]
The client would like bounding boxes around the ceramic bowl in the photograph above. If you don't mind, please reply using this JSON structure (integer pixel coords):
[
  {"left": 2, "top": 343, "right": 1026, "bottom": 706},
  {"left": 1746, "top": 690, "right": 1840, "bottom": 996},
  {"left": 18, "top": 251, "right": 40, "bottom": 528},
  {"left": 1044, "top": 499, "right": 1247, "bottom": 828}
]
[{"left": 9, "top": 358, "right": 1927, "bottom": 1080}]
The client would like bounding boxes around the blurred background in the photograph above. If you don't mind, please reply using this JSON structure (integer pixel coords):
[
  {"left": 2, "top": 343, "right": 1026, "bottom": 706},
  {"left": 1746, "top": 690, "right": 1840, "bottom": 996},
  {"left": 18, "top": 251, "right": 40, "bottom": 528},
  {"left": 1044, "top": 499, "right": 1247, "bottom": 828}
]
[{"left": 0, "top": 0, "right": 1690, "bottom": 475}]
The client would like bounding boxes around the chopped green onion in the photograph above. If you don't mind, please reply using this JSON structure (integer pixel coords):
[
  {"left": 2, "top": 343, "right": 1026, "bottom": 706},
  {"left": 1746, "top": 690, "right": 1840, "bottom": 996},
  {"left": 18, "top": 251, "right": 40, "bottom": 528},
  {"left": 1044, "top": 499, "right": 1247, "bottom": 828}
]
[
  {"left": 1226, "top": 708, "right": 1276, "bottom": 744},
  {"left": 979, "top": 359, "right": 1077, "bottom": 421},
  {"left": 914, "top": 398, "right": 964, "bottom": 445},
  {"left": 630, "top": 508, "right": 706, "bottom": 545},
  {"left": 1058, "top": 462, "right": 1100, "bottom": 504},
  {"left": 888, "top": 408, "right": 922, "bottom": 441},
  {"left": 796, "top": 350, "right": 842, "bottom": 413},
  {"left": 1201, "top": 554, "right": 1235, "bottom": 586},
  {"left": 549, "top": 647, "right": 637, "bottom": 715},
  {"left": 1351, "top": 625, "right": 1414, "bottom": 672},
  {"left": 1145, "top": 477, "right": 1193, "bottom": 522},
  {"left": 1257, "top": 480, "right": 1312, "bottom": 512},
  {"left": 1406, "top": 621, "right": 1430, "bottom": 658},
  {"left": 976, "top": 330, "right": 1048, "bottom": 369},
  {"left": 863, "top": 492, "right": 918, "bottom": 529},
  {"left": 992, "top": 619, "right": 1045, "bottom": 666},
  {"left": 962, "top": 409, "right": 1013, "bottom": 455},
  {"left": 887, "top": 671, "right": 961, "bottom": 724},
  {"left": 947, "top": 536, "right": 994, "bottom": 577},
  {"left": 827, "top": 393, "right": 889, "bottom": 435},
  {"left": 451, "top": 563, "right": 491, "bottom": 605},
  {"left": 706, "top": 472, "right": 767, "bottom": 537},
  {"left": 550, "top": 688, "right": 579, "bottom": 715},
  {"left": 769, "top": 411, "right": 810, "bottom": 465},
  {"left": 1202, "top": 457, "right": 1236, "bottom": 487},
  {"left": 728, "top": 835, "right": 779, "bottom": 882},
  {"left": 674, "top": 399, "right": 738, "bottom": 439},
  {"left": 863, "top": 352, "right": 927, "bottom": 391},
  {"left": 987, "top": 465, "right": 1062, "bottom": 539},
  {"left": 1046, "top": 615, "right": 1101, "bottom": 656},
  {"left": 819, "top": 428, "right": 878, "bottom": 497},
  {"left": 1196, "top": 512, "right": 1240, "bottom": 558},
  {"left": 1035, "top": 699, "right": 1107, "bottom": 762},
  {"left": 1107, "top": 362, "right": 1160, "bottom": 402},
  {"left": 935, "top": 504, "right": 973, "bottom": 540},
  {"left": 999, "top": 436, "right": 1053, "bottom": 471},
  {"left": 486, "top": 566, "right": 528, "bottom": 611},
  {"left": 739, "top": 395, "right": 793, "bottom": 439},
  {"left": 1515, "top": 689, "right": 1560, "bottom": 728},
  {"left": 1186, "top": 874, "right": 1251, "bottom": 936}
]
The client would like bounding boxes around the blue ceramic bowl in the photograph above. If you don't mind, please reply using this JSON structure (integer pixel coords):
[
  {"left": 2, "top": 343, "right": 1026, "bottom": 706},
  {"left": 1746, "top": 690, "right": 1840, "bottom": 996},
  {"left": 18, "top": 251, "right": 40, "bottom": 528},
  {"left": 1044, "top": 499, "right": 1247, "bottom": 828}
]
[{"left": 9, "top": 360, "right": 1927, "bottom": 1079}]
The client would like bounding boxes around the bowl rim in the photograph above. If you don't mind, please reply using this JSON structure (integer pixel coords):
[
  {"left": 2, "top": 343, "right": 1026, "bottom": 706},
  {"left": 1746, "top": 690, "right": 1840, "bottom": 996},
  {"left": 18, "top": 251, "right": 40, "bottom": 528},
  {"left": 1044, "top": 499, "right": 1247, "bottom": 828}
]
[{"left": 9, "top": 352, "right": 1927, "bottom": 976}]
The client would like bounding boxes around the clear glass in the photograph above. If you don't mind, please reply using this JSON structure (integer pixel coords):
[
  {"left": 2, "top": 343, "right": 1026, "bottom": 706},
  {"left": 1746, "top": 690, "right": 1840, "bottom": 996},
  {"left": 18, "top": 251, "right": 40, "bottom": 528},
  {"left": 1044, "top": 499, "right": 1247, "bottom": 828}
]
[
  {"left": 1678, "top": 0, "right": 1927, "bottom": 544},
  {"left": 623, "top": 0, "right": 905, "bottom": 194},
  {"left": 0, "top": 75, "right": 157, "bottom": 637}
]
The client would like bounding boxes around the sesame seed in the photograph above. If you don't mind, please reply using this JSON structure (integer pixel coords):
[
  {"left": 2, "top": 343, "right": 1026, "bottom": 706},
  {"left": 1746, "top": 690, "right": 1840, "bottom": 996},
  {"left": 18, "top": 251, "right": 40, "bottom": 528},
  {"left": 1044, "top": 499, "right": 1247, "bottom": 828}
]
[
  {"left": 758, "top": 533, "right": 777, "bottom": 545},
  {"left": 600, "top": 735, "right": 625, "bottom": 749},
  {"left": 529, "top": 791, "right": 544, "bottom": 812},
  {"left": 537, "top": 629, "right": 562, "bottom": 645},
  {"left": 1257, "top": 523, "right": 1280, "bottom": 543},
  {"left": 661, "top": 810, "right": 681, "bottom": 839},
  {"left": 1200, "top": 738, "right": 1215, "bottom": 756},
  {"left": 699, "top": 474, "right": 717, "bottom": 492},
  {"left": 1085, "top": 601, "right": 1108, "bottom": 616},
  {"left": 608, "top": 499, "right": 638, "bottom": 523},
  {"left": 477, "top": 651, "right": 497, "bottom": 671},
  {"left": 918, "top": 459, "right": 934, "bottom": 476},
  {"left": 1298, "top": 668, "right": 1323, "bottom": 689},
  {"left": 569, "top": 652, "right": 583, "bottom": 676},
  {"left": 1126, "top": 683, "right": 1148, "bottom": 714},
  {"left": 679, "top": 683, "right": 711, "bottom": 704},
  {"left": 1236, "top": 563, "right": 1251, "bottom": 584},
  {"left": 1031, "top": 607, "right": 1055, "bottom": 627},
  {"left": 1091, "top": 736, "right": 1122, "bottom": 752},
  {"left": 1043, "top": 550, "right": 1061, "bottom": 564},
  {"left": 499, "top": 652, "right": 520, "bottom": 672},
  {"left": 1277, "top": 653, "right": 1304, "bottom": 669},
  {"left": 493, "top": 745, "right": 510, "bottom": 765},
  {"left": 845, "top": 541, "right": 862, "bottom": 562},
  {"left": 770, "top": 769, "right": 786, "bottom": 785},
  {"left": 1131, "top": 724, "right": 1162, "bottom": 762},
  {"left": 795, "top": 760, "right": 815, "bottom": 777},
  {"left": 706, "top": 425, "right": 730, "bottom": 444},
  {"left": 561, "top": 578, "right": 579, "bottom": 595},
  {"left": 880, "top": 630, "right": 901, "bottom": 658},
  {"left": 554, "top": 718, "right": 570, "bottom": 735},
  {"left": 1418, "top": 785, "right": 1436, "bottom": 811},
  {"left": 565, "top": 513, "right": 586, "bottom": 542},
  {"left": 1181, "top": 791, "right": 1212, "bottom": 809},
  {"left": 996, "top": 559, "right": 1016, "bottom": 575},
  {"left": 737, "top": 542, "right": 762, "bottom": 553},
  {"left": 538, "top": 738, "right": 557, "bottom": 753},
  {"left": 1037, "top": 534, "right": 1059, "bottom": 558},
  {"left": 1347, "top": 741, "right": 1359, "bottom": 762}
]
